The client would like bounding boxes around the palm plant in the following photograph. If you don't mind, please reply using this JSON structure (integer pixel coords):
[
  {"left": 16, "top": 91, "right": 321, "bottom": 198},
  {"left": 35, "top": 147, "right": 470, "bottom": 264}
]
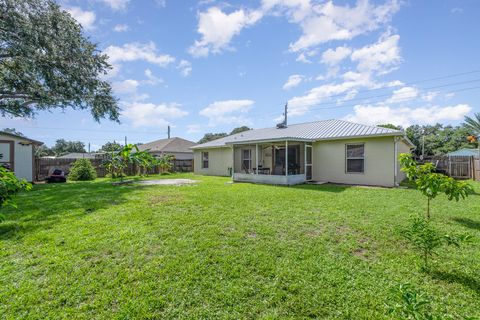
[
  {"left": 464, "top": 112, "right": 480, "bottom": 134},
  {"left": 158, "top": 154, "right": 174, "bottom": 173},
  {"left": 464, "top": 113, "right": 480, "bottom": 157},
  {"left": 135, "top": 151, "right": 155, "bottom": 176}
]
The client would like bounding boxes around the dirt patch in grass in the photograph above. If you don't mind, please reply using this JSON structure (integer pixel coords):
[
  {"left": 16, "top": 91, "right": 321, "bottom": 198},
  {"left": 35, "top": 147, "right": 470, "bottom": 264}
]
[
  {"left": 305, "top": 228, "right": 323, "bottom": 238},
  {"left": 245, "top": 231, "right": 257, "bottom": 239},
  {"left": 352, "top": 247, "right": 369, "bottom": 260},
  {"left": 148, "top": 195, "right": 182, "bottom": 206},
  {"left": 137, "top": 179, "right": 199, "bottom": 186}
]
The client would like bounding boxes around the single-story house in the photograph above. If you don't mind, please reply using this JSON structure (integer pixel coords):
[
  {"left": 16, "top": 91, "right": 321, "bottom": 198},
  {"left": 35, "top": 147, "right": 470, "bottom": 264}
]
[
  {"left": 57, "top": 152, "right": 106, "bottom": 159},
  {"left": 138, "top": 137, "right": 196, "bottom": 160},
  {"left": 0, "top": 131, "right": 43, "bottom": 182},
  {"left": 191, "top": 119, "right": 414, "bottom": 187},
  {"left": 447, "top": 148, "right": 480, "bottom": 158}
]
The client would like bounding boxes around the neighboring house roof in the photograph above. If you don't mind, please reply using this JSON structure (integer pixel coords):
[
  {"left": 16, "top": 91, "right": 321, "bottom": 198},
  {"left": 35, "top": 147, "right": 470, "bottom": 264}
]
[
  {"left": 138, "top": 137, "right": 196, "bottom": 153},
  {"left": 192, "top": 119, "right": 412, "bottom": 149},
  {"left": 447, "top": 148, "right": 480, "bottom": 157},
  {"left": 58, "top": 152, "right": 104, "bottom": 159},
  {"left": 0, "top": 131, "right": 43, "bottom": 145}
]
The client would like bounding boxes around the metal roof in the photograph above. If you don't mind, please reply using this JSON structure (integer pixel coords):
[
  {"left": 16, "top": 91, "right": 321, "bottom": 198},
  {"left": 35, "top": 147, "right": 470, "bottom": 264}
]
[
  {"left": 191, "top": 119, "right": 406, "bottom": 149},
  {"left": 0, "top": 131, "right": 43, "bottom": 145},
  {"left": 447, "top": 148, "right": 480, "bottom": 157}
]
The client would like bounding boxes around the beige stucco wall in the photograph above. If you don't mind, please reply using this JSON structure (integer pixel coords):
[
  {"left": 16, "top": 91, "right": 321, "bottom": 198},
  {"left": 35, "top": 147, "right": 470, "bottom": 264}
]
[
  {"left": 193, "top": 147, "right": 233, "bottom": 176},
  {"left": 396, "top": 139, "right": 412, "bottom": 183},
  {"left": 0, "top": 134, "right": 35, "bottom": 182},
  {"left": 312, "top": 136, "right": 402, "bottom": 187}
]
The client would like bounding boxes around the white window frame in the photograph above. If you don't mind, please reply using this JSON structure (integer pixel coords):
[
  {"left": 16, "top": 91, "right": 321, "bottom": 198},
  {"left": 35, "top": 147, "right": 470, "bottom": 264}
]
[
  {"left": 242, "top": 148, "right": 252, "bottom": 172},
  {"left": 345, "top": 143, "right": 365, "bottom": 174},
  {"left": 201, "top": 151, "right": 209, "bottom": 169}
]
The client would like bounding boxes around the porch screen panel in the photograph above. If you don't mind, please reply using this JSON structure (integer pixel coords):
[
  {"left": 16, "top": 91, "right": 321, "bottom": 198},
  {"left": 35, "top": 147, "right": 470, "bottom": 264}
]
[{"left": 242, "top": 149, "right": 252, "bottom": 172}]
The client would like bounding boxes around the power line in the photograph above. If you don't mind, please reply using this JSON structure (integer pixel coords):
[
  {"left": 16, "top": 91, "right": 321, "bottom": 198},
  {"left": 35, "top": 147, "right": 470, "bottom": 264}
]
[{"left": 254, "top": 77, "right": 480, "bottom": 120}]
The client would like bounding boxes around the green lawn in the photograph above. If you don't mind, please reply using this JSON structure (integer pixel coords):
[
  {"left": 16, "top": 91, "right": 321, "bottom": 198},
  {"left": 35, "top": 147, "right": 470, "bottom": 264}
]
[{"left": 1, "top": 174, "right": 479, "bottom": 319}]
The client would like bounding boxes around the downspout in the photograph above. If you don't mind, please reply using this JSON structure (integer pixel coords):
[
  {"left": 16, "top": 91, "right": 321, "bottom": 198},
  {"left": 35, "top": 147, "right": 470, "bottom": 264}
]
[
  {"left": 394, "top": 137, "right": 399, "bottom": 187},
  {"left": 231, "top": 145, "right": 234, "bottom": 179}
]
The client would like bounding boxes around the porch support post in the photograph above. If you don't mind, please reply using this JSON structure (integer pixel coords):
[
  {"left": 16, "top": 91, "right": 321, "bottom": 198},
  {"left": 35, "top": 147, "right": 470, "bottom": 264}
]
[
  {"left": 231, "top": 145, "right": 234, "bottom": 178},
  {"left": 285, "top": 140, "right": 288, "bottom": 176},
  {"left": 304, "top": 142, "right": 307, "bottom": 175},
  {"left": 256, "top": 144, "right": 259, "bottom": 175}
]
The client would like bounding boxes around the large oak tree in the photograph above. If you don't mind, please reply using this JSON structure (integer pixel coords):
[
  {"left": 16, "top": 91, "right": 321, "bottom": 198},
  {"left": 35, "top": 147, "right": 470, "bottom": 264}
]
[{"left": 0, "top": 0, "right": 119, "bottom": 121}]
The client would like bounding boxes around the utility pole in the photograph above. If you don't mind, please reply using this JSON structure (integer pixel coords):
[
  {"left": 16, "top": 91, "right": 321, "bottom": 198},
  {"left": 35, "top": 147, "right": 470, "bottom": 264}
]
[
  {"left": 284, "top": 102, "right": 288, "bottom": 126},
  {"left": 168, "top": 125, "right": 171, "bottom": 139},
  {"left": 124, "top": 136, "right": 127, "bottom": 146},
  {"left": 88, "top": 142, "right": 90, "bottom": 153}
]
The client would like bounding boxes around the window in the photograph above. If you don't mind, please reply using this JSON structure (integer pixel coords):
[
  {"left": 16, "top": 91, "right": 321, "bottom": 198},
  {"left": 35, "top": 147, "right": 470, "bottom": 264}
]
[
  {"left": 242, "top": 149, "right": 252, "bottom": 172},
  {"left": 346, "top": 144, "right": 364, "bottom": 173},
  {"left": 201, "top": 152, "right": 209, "bottom": 169}
]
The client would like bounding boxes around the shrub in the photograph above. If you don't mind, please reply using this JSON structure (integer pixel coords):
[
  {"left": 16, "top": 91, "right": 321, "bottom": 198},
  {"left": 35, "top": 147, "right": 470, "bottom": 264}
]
[
  {"left": 69, "top": 159, "right": 97, "bottom": 181},
  {"left": 388, "top": 283, "right": 435, "bottom": 319},
  {"left": 0, "top": 166, "right": 32, "bottom": 222},
  {"left": 403, "top": 215, "right": 473, "bottom": 271}
]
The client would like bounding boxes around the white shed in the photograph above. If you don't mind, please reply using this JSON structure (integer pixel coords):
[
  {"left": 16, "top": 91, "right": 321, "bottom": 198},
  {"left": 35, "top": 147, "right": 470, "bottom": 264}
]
[{"left": 0, "top": 132, "right": 43, "bottom": 182}]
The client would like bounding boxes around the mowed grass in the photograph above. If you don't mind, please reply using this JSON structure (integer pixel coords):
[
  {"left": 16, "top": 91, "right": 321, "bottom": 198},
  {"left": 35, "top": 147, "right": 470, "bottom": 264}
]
[{"left": 0, "top": 174, "right": 479, "bottom": 319}]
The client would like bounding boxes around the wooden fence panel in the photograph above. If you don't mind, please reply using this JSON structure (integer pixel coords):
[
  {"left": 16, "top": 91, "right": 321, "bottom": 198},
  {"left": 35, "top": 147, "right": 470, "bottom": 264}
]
[
  {"left": 474, "top": 159, "right": 480, "bottom": 181},
  {"left": 35, "top": 157, "right": 193, "bottom": 181},
  {"left": 419, "top": 155, "right": 474, "bottom": 180}
]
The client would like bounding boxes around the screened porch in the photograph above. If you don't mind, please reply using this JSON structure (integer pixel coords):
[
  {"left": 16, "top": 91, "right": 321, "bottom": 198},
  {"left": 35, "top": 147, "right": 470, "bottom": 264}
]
[{"left": 231, "top": 141, "right": 312, "bottom": 185}]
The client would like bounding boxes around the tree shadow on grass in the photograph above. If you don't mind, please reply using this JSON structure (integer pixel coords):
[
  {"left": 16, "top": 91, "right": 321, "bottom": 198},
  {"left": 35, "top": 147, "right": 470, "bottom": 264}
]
[
  {"left": 451, "top": 217, "right": 480, "bottom": 231},
  {"left": 292, "top": 183, "right": 351, "bottom": 193},
  {"left": 429, "top": 269, "right": 480, "bottom": 294},
  {"left": 0, "top": 181, "right": 154, "bottom": 241}
]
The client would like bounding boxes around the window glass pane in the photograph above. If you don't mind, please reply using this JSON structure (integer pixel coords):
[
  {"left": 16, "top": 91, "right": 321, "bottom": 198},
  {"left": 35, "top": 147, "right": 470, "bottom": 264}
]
[
  {"left": 347, "top": 159, "right": 364, "bottom": 173},
  {"left": 243, "top": 160, "right": 251, "bottom": 169},
  {"left": 347, "top": 144, "right": 364, "bottom": 158},
  {"left": 243, "top": 149, "right": 250, "bottom": 159}
]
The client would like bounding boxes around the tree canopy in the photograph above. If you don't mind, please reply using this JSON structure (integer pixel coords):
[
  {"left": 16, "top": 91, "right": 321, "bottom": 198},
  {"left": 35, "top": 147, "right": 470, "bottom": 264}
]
[
  {"left": 100, "top": 141, "right": 123, "bottom": 152},
  {"left": 0, "top": 0, "right": 119, "bottom": 121},
  {"left": 405, "top": 124, "right": 477, "bottom": 156},
  {"left": 51, "top": 139, "right": 86, "bottom": 156}
]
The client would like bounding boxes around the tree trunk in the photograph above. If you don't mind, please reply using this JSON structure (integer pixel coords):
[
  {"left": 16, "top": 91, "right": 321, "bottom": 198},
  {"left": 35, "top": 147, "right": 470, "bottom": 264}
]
[{"left": 426, "top": 197, "right": 430, "bottom": 220}]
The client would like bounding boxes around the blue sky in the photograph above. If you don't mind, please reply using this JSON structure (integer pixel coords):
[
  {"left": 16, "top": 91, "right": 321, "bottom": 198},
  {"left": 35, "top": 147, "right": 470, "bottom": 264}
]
[{"left": 2, "top": 0, "right": 480, "bottom": 149}]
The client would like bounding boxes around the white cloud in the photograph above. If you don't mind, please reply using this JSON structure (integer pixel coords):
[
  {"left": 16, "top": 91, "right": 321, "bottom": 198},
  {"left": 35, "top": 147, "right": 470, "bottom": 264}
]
[
  {"left": 65, "top": 7, "right": 96, "bottom": 30},
  {"left": 289, "top": 0, "right": 400, "bottom": 52},
  {"left": 189, "top": 7, "right": 263, "bottom": 57},
  {"left": 283, "top": 74, "right": 304, "bottom": 90},
  {"left": 144, "top": 69, "right": 163, "bottom": 85},
  {"left": 422, "top": 91, "right": 438, "bottom": 102},
  {"left": 99, "top": 0, "right": 130, "bottom": 11},
  {"left": 288, "top": 71, "right": 374, "bottom": 116},
  {"left": 113, "top": 24, "right": 129, "bottom": 32},
  {"left": 344, "top": 104, "right": 472, "bottom": 127},
  {"left": 177, "top": 60, "right": 192, "bottom": 76},
  {"left": 350, "top": 33, "right": 401, "bottom": 74},
  {"left": 321, "top": 46, "right": 352, "bottom": 65},
  {"left": 104, "top": 42, "right": 175, "bottom": 67},
  {"left": 199, "top": 99, "right": 254, "bottom": 125},
  {"left": 112, "top": 79, "right": 139, "bottom": 95},
  {"left": 155, "top": 0, "right": 166, "bottom": 8},
  {"left": 386, "top": 86, "right": 419, "bottom": 104},
  {"left": 121, "top": 102, "right": 188, "bottom": 127}
]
